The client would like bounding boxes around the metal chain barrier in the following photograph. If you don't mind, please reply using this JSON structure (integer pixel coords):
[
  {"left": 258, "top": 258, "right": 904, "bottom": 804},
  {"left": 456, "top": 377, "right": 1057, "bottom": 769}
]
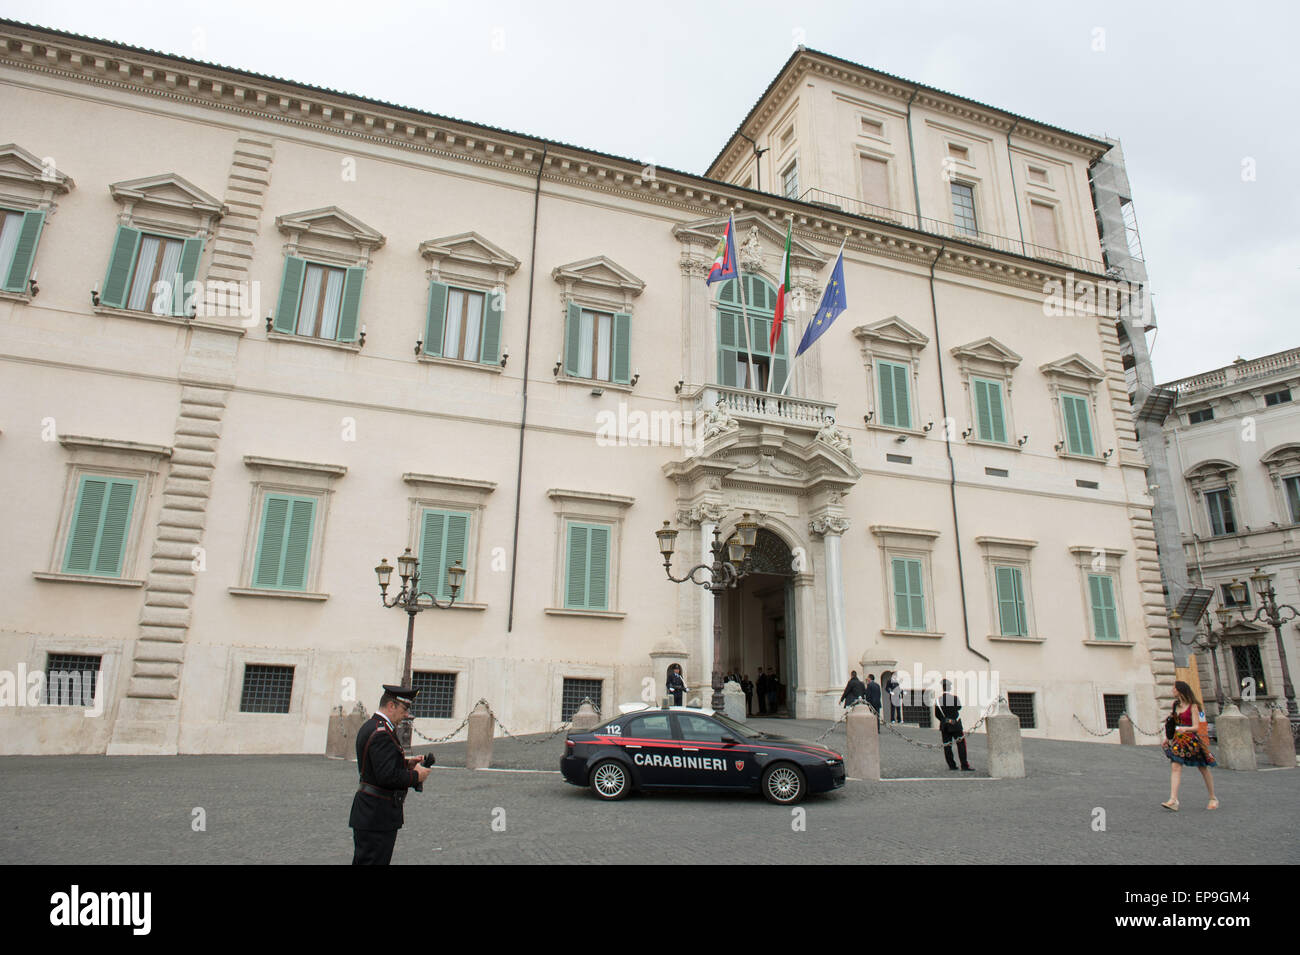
[
  {"left": 411, "top": 696, "right": 603, "bottom": 748},
  {"left": 871, "top": 696, "right": 1000, "bottom": 751}
]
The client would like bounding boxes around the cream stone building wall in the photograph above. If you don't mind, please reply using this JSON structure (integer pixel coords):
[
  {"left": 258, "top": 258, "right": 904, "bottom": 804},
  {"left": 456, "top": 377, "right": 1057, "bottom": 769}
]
[
  {"left": 1160, "top": 349, "right": 1300, "bottom": 716},
  {"left": 0, "top": 24, "right": 1170, "bottom": 753}
]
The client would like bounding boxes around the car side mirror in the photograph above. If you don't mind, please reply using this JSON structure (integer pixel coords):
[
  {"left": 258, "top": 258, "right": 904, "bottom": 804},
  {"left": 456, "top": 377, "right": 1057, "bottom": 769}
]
[{"left": 721, "top": 735, "right": 739, "bottom": 745}]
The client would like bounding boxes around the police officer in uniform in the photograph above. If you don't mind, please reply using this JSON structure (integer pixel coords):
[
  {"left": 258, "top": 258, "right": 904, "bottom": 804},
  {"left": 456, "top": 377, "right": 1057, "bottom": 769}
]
[
  {"left": 934, "top": 679, "right": 974, "bottom": 772},
  {"left": 349, "top": 684, "right": 434, "bottom": 865}
]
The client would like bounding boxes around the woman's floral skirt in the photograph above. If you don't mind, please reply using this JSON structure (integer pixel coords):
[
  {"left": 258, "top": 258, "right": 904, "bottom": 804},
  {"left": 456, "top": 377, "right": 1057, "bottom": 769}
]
[{"left": 1164, "top": 731, "right": 1217, "bottom": 767}]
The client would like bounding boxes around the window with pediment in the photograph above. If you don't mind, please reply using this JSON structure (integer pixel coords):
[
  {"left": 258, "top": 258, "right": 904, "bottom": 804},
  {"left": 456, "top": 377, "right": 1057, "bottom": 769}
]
[
  {"left": 0, "top": 143, "right": 74, "bottom": 299},
  {"left": 1040, "top": 354, "right": 1107, "bottom": 460},
  {"left": 854, "top": 317, "right": 930, "bottom": 433},
  {"left": 418, "top": 232, "right": 520, "bottom": 368},
  {"left": 1183, "top": 460, "right": 1240, "bottom": 538},
  {"left": 1260, "top": 444, "right": 1300, "bottom": 525},
  {"left": 552, "top": 256, "right": 644, "bottom": 388},
  {"left": 951, "top": 338, "right": 1023, "bottom": 447}
]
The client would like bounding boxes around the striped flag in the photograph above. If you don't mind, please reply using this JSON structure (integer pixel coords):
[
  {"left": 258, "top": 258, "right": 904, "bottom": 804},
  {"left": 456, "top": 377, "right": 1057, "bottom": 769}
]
[
  {"left": 705, "top": 214, "right": 738, "bottom": 286},
  {"left": 770, "top": 222, "right": 792, "bottom": 351}
]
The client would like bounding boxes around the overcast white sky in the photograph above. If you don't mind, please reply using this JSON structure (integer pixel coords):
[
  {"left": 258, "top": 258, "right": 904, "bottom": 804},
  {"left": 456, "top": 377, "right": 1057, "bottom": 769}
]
[{"left": 5, "top": 0, "right": 1295, "bottom": 382}]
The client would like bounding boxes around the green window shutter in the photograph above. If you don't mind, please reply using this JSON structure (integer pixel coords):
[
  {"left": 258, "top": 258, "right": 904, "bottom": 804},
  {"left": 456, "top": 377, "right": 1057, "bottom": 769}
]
[
  {"left": 1088, "top": 573, "right": 1119, "bottom": 640},
  {"left": 892, "top": 363, "right": 911, "bottom": 429},
  {"left": 480, "top": 289, "right": 502, "bottom": 365},
  {"left": 101, "top": 225, "right": 142, "bottom": 309},
  {"left": 336, "top": 266, "right": 365, "bottom": 342},
  {"left": 563, "top": 302, "right": 583, "bottom": 376},
  {"left": 717, "top": 310, "right": 740, "bottom": 387},
  {"left": 612, "top": 312, "right": 631, "bottom": 384},
  {"left": 586, "top": 524, "right": 610, "bottom": 610},
  {"left": 274, "top": 256, "right": 306, "bottom": 333},
  {"left": 1063, "top": 395, "right": 1094, "bottom": 456},
  {"left": 254, "top": 496, "right": 290, "bottom": 588},
  {"left": 771, "top": 352, "right": 788, "bottom": 394},
  {"left": 419, "top": 508, "right": 471, "bottom": 599},
  {"left": 892, "top": 557, "right": 925, "bottom": 631},
  {"left": 565, "top": 523, "right": 589, "bottom": 608},
  {"left": 442, "top": 512, "right": 469, "bottom": 598},
  {"left": 974, "top": 378, "right": 1005, "bottom": 442},
  {"left": 172, "top": 237, "right": 204, "bottom": 316},
  {"left": 280, "top": 498, "right": 315, "bottom": 590},
  {"left": 423, "top": 281, "right": 449, "bottom": 357},
  {"left": 419, "top": 510, "right": 446, "bottom": 586},
  {"left": 63, "top": 476, "right": 138, "bottom": 577},
  {"left": 3, "top": 210, "right": 45, "bottom": 292},
  {"left": 996, "top": 566, "right": 1027, "bottom": 636},
  {"left": 878, "top": 362, "right": 898, "bottom": 427}
]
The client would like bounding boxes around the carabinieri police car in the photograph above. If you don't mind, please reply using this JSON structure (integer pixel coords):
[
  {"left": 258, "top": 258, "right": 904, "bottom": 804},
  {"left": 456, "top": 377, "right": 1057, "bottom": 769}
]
[{"left": 560, "top": 705, "right": 846, "bottom": 804}]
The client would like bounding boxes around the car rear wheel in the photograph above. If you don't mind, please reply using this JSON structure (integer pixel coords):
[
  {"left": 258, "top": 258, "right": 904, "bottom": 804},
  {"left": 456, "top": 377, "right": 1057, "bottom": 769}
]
[
  {"left": 761, "top": 762, "right": 806, "bottom": 804},
  {"left": 590, "top": 759, "right": 632, "bottom": 800}
]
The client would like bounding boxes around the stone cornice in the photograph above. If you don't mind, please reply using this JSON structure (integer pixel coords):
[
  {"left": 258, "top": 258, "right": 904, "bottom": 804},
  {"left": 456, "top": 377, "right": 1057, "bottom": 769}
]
[
  {"left": 710, "top": 51, "right": 1110, "bottom": 181},
  {"left": 0, "top": 24, "right": 1101, "bottom": 296}
]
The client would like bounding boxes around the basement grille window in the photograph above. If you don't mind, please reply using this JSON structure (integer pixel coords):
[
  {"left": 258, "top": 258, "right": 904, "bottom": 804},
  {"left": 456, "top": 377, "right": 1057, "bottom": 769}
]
[
  {"left": 900, "top": 689, "right": 932, "bottom": 728},
  {"left": 886, "top": 453, "right": 912, "bottom": 464},
  {"left": 1103, "top": 694, "right": 1128, "bottom": 729},
  {"left": 561, "top": 678, "right": 603, "bottom": 721},
  {"left": 411, "top": 671, "right": 456, "bottom": 719},
  {"left": 1231, "top": 645, "right": 1267, "bottom": 697},
  {"left": 44, "top": 653, "right": 102, "bottom": 707},
  {"left": 239, "top": 664, "right": 294, "bottom": 713},
  {"left": 1076, "top": 479, "right": 1100, "bottom": 489},
  {"left": 1007, "top": 691, "right": 1037, "bottom": 729},
  {"left": 985, "top": 467, "right": 1009, "bottom": 478}
]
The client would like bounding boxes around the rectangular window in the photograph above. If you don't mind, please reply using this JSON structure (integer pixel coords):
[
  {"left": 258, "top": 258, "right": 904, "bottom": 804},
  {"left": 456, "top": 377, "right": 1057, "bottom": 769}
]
[
  {"left": 43, "top": 653, "right": 102, "bottom": 707},
  {"left": 565, "top": 521, "right": 611, "bottom": 611},
  {"left": 1285, "top": 475, "right": 1300, "bottom": 524},
  {"left": 0, "top": 207, "right": 45, "bottom": 293},
  {"left": 1007, "top": 692, "right": 1036, "bottom": 729},
  {"left": 63, "top": 475, "right": 138, "bottom": 578},
  {"left": 1087, "top": 573, "right": 1120, "bottom": 640},
  {"left": 1061, "top": 394, "right": 1095, "bottom": 456},
  {"left": 442, "top": 288, "right": 486, "bottom": 361},
  {"left": 239, "top": 664, "right": 295, "bottom": 714},
  {"left": 253, "top": 494, "right": 316, "bottom": 591},
  {"left": 950, "top": 182, "right": 977, "bottom": 236},
  {"left": 891, "top": 557, "right": 926, "bottom": 631},
  {"left": 564, "top": 304, "right": 631, "bottom": 384},
  {"left": 1232, "top": 645, "right": 1267, "bottom": 697},
  {"left": 900, "top": 690, "right": 932, "bottom": 728},
  {"left": 1205, "top": 489, "right": 1236, "bottom": 536},
  {"left": 1188, "top": 407, "right": 1214, "bottom": 424},
  {"left": 860, "top": 156, "right": 890, "bottom": 209},
  {"left": 972, "top": 377, "right": 1008, "bottom": 443},
  {"left": 876, "top": 359, "right": 911, "bottom": 428},
  {"left": 411, "top": 672, "right": 457, "bottom": 719},
  {"left": 295, "top": 263, "right": 346, "bottom": 339},
  {"left": 561, "top": 678, "right": 603, "bottom": 722},
  {"left": 994, "top": 565, "right": 1028, "bottom": 637},
  {"left": 783, "top": 160, "right": 799, "bottom": 199},
  {"left": 126, "top": 233, "right": 185, "bottom": 313},
  {"left": 418, "top": 508, "right": 470, "bottom": 600},
  {"left": 1264, "top": 389, "right": 1292, "bottom": 407},
  {"left": 1103, "top": 694, "right": 1128, "bottom": 729}
]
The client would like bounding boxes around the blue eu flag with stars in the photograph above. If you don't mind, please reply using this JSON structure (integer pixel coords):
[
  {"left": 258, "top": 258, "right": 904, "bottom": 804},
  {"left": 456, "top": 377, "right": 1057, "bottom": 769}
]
[{"left": 796, "top": 249, "right": 847, "bottom": 358}]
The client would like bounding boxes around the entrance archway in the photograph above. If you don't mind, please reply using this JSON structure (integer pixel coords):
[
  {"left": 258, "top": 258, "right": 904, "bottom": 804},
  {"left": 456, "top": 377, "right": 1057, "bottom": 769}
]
[{"left": 722, "top": 529, "right": 797, "bottom": 717}]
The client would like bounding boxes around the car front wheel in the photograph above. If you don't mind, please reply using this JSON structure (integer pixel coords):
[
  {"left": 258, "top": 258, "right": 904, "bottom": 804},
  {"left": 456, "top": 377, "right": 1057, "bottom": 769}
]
[
  {"left": 761, "top": 762, "right": 806, "bottom": 804},
  {"left": 590, "top": 759, "right": 632, "bottom": 800}
]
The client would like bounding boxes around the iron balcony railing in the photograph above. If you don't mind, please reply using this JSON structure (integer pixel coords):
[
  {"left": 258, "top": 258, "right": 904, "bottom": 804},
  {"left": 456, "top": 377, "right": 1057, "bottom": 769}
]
[{"left": 800, "top": 187, "right": 1107, "bottom": 275}]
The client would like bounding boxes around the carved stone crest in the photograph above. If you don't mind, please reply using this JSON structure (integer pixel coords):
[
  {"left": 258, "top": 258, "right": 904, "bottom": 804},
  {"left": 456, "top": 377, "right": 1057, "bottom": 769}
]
[{"left": 809, "top": 515, "right": 851, "bottom": 537}]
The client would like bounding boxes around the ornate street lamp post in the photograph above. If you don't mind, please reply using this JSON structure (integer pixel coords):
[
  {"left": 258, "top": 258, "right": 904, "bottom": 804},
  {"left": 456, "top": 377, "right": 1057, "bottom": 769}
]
[
  {"left": 1170, "top": 608, "right": 1227, "bottom": 712},
  {"left": 374, "top": 547, "right": 464, "bottom": 746},
  {"left": 656, "top": 514, "right": 759, "bottom": 712},
  {"left": 1239, "top": 570, "right": 1299, "bottom": 722}
]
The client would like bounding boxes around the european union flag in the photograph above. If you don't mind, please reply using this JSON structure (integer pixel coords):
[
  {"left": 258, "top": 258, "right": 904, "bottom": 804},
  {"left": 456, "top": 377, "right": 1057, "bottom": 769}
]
[{"left": 796, "top": 248, "right": 847, "bottom": 357}]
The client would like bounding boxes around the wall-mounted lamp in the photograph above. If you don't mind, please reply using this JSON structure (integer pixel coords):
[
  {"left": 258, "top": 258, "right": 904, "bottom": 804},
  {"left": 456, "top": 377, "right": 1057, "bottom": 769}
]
[
  {"left": 923, "top": 420, "right": 934, "bottom": 433},
  {"left": 414, "top": 339, "right": 424, "bottom": 356},
  {"left": 265, "top": 316, "right": 273, "bottom": 333},
  {"left": 1055, "top": 441, "right": 1065, "bottom": 452},
  {"left": 358, "top": 324, "right": 367, "bottom": 348},
  {"left": 1103, "top": 448, "right": 1114, "bottom": 460},
  {"left": 1017, "top": 435, "right": 1029, "bottom": 447},
  {"left": 28, "top": 270, "right": 38, "bottom": 298},
  {"left": 500, "top": 348, "right": 509, "bottom": 368},
  {"left": 961, "top": 426, "right": 973, "bottom": 440},
  {"left": 863, "top": 411, "right": 874, "bottom": 424},
  {"left": 674, "top": 379, "right": 684, "bottom": 394},
  {"left": 91, "top": 286, "right": 101, "bottom": 307},
  {"left": 553, "top": 357, "right": 562, "bottom": 376},
  {"left": 630, "top": 373, "right": 640, "bottom": 387}
]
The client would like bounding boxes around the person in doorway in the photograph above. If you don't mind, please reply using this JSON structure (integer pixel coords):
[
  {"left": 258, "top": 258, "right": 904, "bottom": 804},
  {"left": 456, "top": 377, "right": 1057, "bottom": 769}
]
[
  {"left": 755, "top": 668, "right": 768, "bottom": 715},
  {"left": 887, "top": 675, "right": 903, "bottom": 724},
  {"left": 767, "top": 671, "right": 780, "bottom": 715},
  {"left": 839, "top": 670, "right": 867, "bottom": 708},
  {"left": 864, "top": 674, "right": 882, "bottom": 725},
  {"left": 666, "top": 663, "right": 686, "bottom": 707},
  {"left": 935, "top": 679, "right": 973, "bottom": 771},
  {"left": 741, "top": 674, "right": 754, "bottom": 716},
  {"left": 1161, "top": 680, "right": 1219, "bottom": 811}
]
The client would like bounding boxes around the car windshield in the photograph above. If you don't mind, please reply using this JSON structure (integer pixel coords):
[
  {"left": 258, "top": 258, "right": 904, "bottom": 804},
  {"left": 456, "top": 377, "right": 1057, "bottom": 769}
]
[{"left": 709, "top": 712, "right": 767, "bottom": 740}]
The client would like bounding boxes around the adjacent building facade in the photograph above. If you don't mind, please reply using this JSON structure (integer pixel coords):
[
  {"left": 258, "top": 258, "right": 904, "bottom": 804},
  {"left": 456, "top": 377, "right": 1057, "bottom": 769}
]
[
  {"left": 1159, "top": 349, "right": 1300, "bottom": 715},
  {"left": 0, "top": 23, "right": 1173, "bottom": 753}
]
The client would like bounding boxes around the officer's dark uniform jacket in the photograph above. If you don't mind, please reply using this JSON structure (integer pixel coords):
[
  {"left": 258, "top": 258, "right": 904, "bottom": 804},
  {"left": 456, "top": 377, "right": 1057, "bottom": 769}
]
[
  {"left": 348, "top": 712, "right": 419, "bottom": 831},
  {"left": 935, "top": 693, "right": 963, "bottom": 736}
]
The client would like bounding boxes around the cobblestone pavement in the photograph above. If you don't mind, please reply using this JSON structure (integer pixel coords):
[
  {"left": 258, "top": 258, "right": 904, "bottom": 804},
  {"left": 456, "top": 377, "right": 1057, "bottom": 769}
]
[{"left": 2, "top": 718, "right": 1295, "bottom": 865}]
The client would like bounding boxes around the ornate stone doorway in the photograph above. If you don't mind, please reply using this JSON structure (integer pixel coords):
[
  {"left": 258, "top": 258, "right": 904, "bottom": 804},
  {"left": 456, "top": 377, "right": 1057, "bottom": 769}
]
[{"left": 722, "top": 529, "right": 797, "bottom": 717}]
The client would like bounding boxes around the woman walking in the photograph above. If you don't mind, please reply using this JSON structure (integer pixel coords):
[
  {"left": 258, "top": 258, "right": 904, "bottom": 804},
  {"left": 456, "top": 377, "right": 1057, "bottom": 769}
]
[{"left": 1161, "top": 680, "right": 1219, "bottom": 811}]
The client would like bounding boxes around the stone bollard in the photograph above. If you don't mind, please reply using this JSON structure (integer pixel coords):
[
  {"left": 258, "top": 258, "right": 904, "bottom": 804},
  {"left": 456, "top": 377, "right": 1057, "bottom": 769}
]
[
  {"left": 570, "top": 701, "right": 600, "bottom": 732},
  {"left": 986, "top": 710, "right": 1025, "bottom": 778},
  {"left": 1213, "top": 703, "right": 1256, "bottom": 771},
  {"left": 466, "top": 700, "right": 494, "bottom": 770},
  {"left": 1265, "top": 710, "right": 1297, "bottom": 769},
  {"left": 1117, "top": 714, "right": 1136, "bottom": 746},
  {"left": 844, "top": 705, "right": 880, "bottom": 781},
  {"left": 722, "top": 681, "right": 747, "bottom": 723}
]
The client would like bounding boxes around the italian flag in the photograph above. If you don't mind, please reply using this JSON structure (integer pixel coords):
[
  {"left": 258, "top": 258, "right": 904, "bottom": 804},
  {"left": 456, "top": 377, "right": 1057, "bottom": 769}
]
[{"left": 770, "top": 222, "right": 792, "bottom": 351}]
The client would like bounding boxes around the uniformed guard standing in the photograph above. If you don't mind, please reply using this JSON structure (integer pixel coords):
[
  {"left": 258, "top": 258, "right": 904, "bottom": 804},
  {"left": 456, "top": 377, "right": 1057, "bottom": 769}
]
[
  {"left": 666, "top": 664, "right": 686, "bottom": 706},
  {"left": 349, "top": 684, "right": 434, "bottom": 865}
]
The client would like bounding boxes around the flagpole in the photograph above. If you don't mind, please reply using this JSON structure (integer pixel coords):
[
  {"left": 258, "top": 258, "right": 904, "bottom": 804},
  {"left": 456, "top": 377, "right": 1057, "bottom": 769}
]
[
  {"left": 736, "top": 265, "right": 758, "bottom": 391},
  {"left": 782, "top": 238, "right": 847, "bottom": 397}
]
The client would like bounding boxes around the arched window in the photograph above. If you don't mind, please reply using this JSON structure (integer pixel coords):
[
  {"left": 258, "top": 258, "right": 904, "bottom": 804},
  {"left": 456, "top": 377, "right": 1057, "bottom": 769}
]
[{"left": 716, "top": 275, "right": 789, "bottom": 392}]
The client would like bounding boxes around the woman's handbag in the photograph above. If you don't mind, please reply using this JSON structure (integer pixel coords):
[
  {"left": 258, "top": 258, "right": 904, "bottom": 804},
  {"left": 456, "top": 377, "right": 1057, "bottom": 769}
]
[{"left": 1164, "top": 714, "right": 1177, "bottom": 740}]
